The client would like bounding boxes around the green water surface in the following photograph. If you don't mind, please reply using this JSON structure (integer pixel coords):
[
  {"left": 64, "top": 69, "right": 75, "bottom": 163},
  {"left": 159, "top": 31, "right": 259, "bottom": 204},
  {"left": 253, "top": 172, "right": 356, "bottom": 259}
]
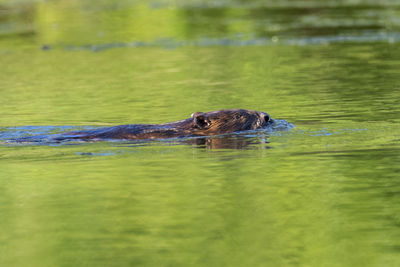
[{"left": 1, "top": 1, "right": 400, "bottom": 266}]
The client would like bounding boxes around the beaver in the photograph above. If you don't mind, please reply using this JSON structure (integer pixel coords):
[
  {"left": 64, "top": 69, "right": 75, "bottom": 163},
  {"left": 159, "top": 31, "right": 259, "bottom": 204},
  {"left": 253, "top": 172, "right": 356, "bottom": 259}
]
[{"left": 53, "top": 109, "right": 273, "bottom": 141}]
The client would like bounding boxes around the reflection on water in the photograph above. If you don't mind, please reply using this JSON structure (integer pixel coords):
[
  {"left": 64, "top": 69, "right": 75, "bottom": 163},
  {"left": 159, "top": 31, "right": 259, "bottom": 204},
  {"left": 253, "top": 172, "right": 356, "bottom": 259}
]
[
  {"left": 2, "top": 0, "right": 400, "bottom": 49},
  {"left": 1, "top": 0, "right": 400, "bottom": 267}
]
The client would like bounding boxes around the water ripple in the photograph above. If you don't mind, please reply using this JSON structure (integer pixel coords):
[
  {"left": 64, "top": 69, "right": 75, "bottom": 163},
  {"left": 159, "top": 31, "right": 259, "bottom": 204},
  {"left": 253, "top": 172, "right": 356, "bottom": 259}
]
[{"left": 54, "top": 32, "right": 400, "bottom": 52}]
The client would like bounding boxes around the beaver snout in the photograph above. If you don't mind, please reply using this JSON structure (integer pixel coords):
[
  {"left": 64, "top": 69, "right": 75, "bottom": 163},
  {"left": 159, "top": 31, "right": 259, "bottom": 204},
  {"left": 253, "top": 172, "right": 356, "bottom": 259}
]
[{"left": 261, "top": 112, "right": 273, "bottom": 126}]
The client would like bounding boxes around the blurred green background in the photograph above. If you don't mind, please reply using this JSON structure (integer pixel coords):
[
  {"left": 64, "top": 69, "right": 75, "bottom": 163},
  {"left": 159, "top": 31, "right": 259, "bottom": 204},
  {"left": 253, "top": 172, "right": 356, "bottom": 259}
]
[{"left": 1, "top": 1, "right": 400, "bottom": 266}]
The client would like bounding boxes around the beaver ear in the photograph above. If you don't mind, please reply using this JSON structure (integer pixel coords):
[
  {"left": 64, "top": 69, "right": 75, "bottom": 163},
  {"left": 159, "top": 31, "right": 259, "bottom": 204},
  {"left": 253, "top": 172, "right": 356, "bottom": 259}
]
[
  {"left": 192, "top": 112, "right": 211, "bottom": 129},
  {"left": 191, "top": 112, "right": 203, "bottom": 118}
]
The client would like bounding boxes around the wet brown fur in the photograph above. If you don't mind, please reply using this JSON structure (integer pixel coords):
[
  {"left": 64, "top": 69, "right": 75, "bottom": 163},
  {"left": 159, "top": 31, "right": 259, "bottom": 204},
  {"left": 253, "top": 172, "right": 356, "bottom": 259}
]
[{"left": 56, "top": 109, "right": 272, "bottom": 141}]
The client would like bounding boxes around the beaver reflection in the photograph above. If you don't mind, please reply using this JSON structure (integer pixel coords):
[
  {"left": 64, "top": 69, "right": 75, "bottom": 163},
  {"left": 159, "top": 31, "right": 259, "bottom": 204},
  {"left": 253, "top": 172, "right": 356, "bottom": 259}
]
[{"left": 186, "top": 134, "right": 271, "bottom": 150}]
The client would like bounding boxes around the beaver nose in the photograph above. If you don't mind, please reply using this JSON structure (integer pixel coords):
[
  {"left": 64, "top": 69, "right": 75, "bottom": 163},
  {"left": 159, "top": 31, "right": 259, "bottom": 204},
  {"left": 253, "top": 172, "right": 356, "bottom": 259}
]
[{"left": 263, "top": 113, "right": 274, "bottom": 125}]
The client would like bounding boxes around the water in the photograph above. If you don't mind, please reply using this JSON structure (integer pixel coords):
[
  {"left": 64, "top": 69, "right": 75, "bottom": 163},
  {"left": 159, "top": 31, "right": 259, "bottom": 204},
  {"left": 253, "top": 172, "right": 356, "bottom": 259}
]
[{"left": 1, "top": 0, "right": 400, "bottom": 266}]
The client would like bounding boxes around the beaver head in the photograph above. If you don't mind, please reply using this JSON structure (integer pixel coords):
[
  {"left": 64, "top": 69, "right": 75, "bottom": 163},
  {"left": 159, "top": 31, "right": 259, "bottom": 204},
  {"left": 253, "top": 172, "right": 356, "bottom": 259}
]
[{"left": 189, "top": 109, "right": 272, "bottom": 136}]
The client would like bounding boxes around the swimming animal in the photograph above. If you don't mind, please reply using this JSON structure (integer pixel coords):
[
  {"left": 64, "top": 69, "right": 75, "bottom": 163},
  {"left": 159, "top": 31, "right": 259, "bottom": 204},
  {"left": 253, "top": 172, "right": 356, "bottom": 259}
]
[{"left": 53, "top": 109, "right": 273, "bottom": 140}]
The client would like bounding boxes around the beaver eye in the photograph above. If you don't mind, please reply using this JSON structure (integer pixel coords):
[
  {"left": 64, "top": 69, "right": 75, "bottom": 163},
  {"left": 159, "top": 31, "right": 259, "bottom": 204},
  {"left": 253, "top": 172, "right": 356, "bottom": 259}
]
[{"left": 194, "top": 114, "right": 211, "bottom": 129}]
